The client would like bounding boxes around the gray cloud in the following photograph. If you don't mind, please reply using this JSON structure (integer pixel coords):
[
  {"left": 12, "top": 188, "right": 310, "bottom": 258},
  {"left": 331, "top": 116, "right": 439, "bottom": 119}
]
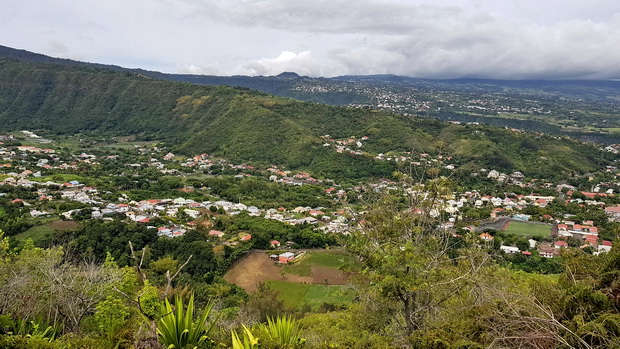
[
  {"left": 200, "top": 0, "right": 620, "bottom": 79},
  {"left": 184, "top": 0, "right": 462, "bottom": 34},
  {"left": 1, "top": 0, "right": 620, "bottom": 79}
]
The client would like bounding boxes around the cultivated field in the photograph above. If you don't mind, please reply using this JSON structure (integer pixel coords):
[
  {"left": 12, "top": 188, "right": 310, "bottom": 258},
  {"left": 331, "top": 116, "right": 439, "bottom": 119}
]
[
  {"left": 224, "top": 250, "right": 355, "bottom": 293},
  {"left": 504, "top": 220, "right": 551, "bottom": 237},
  {"left": 16, "top": 220, "right": 79, "bottom": 242},
  {"left": 266, "top": 280, "right": 355, "bottom": 308}
]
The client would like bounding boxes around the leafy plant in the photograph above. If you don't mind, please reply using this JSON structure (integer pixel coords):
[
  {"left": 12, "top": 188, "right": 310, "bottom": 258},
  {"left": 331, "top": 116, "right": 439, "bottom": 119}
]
[
  {"left": 156, "top": 293, "right": 219, "bottom": 349},
  {"left": 257, "top": 315, "right": 306, "bottom": 347},
  {"left": 231, "top": 325, "right": 259, "bottom": 349},
  {"left": 8, "top": 317, "right": 60, "bottom": 342},
  {"left": 231, "top": 316, "right": 305, "bottom": 348}
]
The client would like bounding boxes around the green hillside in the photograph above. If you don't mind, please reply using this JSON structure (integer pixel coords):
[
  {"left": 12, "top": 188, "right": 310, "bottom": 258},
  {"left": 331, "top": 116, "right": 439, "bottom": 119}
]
[{"left": 0, "top": 58, "right": 613, "bottom": 180}]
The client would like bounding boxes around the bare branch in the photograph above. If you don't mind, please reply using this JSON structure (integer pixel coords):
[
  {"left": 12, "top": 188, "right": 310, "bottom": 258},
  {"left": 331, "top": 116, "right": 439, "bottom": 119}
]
[{"left": 164, "top": 254, "right": 192, "bottom": 298}]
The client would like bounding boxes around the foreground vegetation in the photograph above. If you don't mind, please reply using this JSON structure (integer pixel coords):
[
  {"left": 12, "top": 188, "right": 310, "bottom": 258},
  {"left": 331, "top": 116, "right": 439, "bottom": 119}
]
[{"left": 2, "top": 178, "right": 620, "bottom": 348}]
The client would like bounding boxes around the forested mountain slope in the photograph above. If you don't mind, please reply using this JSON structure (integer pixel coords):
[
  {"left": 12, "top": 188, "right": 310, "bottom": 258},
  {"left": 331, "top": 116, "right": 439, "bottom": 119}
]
[{"left": 0, "top": 57, "right": 613, "bottom": 180}]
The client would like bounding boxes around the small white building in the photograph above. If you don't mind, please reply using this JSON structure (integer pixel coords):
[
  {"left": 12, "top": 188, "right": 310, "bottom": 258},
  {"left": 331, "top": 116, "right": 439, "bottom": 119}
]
[{"left": 500, "top": 245, "right": 520, "bottom": 254}]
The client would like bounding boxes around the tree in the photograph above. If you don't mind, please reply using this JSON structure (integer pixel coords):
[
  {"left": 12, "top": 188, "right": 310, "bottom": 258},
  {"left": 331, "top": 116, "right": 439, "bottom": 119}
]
[
  {"left": 242, "top": 282, "right": 286, "bottom": 323},
  {"left": 347, "top": 177, "right": 491, "bottom": 343},
  {"left": 0, "top": 242, "right": 126, "bottom": 333}
]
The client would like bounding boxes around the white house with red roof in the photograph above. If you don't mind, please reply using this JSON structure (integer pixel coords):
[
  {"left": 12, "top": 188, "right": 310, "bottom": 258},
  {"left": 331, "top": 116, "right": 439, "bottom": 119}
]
[
  {"left": 605, "top": 205, "right": 620, "bottom": 219},
  {"left": 598, "top": 241, "right": 613, "bottom": 254},
  {"left": 208, "top": 230, "right": 225, "bottom": 238},
  {"left": 557, "top": 222, "right": 599, "bottom": 239}
]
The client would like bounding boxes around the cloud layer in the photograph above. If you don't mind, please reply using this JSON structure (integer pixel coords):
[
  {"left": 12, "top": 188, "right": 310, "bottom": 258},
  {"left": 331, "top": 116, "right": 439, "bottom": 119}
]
[
  {"left": 188, "top": 0, "right": 620, "bottom": 79},
  {"left": 1, "top": 0, "right": 620, "bottom": 79}
]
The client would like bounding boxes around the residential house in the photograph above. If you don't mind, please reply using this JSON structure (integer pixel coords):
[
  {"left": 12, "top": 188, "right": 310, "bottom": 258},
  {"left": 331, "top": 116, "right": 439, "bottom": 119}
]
[
  {"left": 598, "top": 241, "right": 613, "bottom": 253},
  {"left": 479, "top": 233, "right": 494, "bottom": 241},
  {"left": 539, "top": 249, "right": 555, "bottom": 258},
  {"left": 500, "top": 245, "right": 520, "bottom": 254},
  {"left": 278, "top": 252, "right": 295, "bottom": 264},
  {"left": 208, "top": 230, "right": 225, "bottom": 238}
]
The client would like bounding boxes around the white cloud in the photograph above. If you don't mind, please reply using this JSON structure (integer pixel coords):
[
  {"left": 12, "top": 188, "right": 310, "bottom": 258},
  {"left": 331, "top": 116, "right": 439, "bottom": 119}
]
[
  {"left": 235, "top": 50, "right": 329, "bottom": 76},
  {"left": 176, "top": 63, "right": 220, "bottom": 75}
]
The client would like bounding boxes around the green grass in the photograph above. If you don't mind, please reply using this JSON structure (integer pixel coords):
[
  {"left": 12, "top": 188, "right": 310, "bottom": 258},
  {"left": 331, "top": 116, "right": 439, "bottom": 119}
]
[
  {"left": 100, "top": 140, "right": 157, "bottom": 149},
  {"left": 30, "top": 174, "right": 87, "bottom": 183},
  {"left": 505, "top": 221, "right": 551, "bottom": 237},
  {"left": 280, "top": 262, "right": 312, "bottom": 277},
  {"left": 266, "top": 280, "right": 355, "bottom": 308},
  {"left": 15, "top": 225, "right": 56, "bottom": 242},
  {"left": 280, "top": 251, "right": 357, "bottom": 277}
]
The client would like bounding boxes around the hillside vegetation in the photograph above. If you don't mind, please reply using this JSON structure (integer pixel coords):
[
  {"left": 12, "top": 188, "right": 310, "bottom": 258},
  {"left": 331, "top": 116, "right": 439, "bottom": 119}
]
[{"left": 0, "top": 57, "right": 612, "bottom": 180}]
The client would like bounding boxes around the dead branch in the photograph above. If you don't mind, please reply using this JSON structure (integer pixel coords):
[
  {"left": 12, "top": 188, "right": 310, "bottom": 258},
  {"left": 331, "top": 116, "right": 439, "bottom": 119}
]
[{"left": 164, "top": 254, "right": 192, "bottom": 298}]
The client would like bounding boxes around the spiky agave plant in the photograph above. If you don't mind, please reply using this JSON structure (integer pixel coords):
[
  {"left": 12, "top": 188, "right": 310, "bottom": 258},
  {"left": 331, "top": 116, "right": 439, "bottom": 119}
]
[
  {"left": 257, "top": 315, "right": 306, "bottom": 347},
  {"left": 231, "top": 325, "right": 259, "bottom": 349},
  {"left": 156, "top": 293, "right": 219, "bottom": 349},
  {"left": 231, "top": 316, "right": 305, "bottom": 348}
]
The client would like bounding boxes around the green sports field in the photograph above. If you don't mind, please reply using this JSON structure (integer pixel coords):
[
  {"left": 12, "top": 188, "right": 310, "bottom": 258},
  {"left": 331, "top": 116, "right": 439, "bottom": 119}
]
[{"left": 504, "top": 221, "right": 551, "bottom": 237}]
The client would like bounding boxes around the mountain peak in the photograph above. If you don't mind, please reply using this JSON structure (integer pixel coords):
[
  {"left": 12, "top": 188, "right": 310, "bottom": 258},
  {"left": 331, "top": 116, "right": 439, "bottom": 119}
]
[{"left": 275, "top": 72, "right": 301, "bottom": 79}]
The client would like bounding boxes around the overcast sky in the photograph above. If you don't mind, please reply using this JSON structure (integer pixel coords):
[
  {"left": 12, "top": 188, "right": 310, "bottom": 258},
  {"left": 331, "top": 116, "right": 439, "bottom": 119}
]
[{"left": 1, "top": 0, "right": 620, "bottom": 79}]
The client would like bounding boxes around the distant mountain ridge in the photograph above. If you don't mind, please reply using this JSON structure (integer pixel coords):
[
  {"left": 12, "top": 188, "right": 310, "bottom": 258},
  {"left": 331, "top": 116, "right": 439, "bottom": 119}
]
[
  {"left": 0, "top": 45, "right": 614, "bottom": 180},
  {"left": 3, "top": 44, "right": 619, "bottom": 104}
]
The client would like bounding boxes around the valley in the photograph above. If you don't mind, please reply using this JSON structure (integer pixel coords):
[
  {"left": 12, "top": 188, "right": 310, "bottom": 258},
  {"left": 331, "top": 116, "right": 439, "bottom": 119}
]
[{"left": 1, "top": 46, "right": 620, "bottom": 348}]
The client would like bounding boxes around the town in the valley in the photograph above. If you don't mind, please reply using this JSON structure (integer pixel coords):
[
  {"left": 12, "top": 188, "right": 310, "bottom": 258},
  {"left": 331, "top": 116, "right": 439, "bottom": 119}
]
[{"left": 2, "top": 129, "right": 619, "bottom": 273}]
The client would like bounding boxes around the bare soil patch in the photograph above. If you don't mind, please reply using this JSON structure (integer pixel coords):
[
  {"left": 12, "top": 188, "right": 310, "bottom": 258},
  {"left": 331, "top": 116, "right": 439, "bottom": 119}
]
[
  {"left": 309, "top": 266, "right": 350, "bottom": 285},
  {"left": 46, "top": 220, "right": 79, "bottom": 231}
]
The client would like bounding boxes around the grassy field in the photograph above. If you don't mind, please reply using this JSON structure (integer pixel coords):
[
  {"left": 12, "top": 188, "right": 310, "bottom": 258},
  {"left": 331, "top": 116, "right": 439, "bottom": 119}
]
[
  {"left": 0, "top": 207, "right": 5, "bottom": 218},
  {"left": 15, "top": 225, "right": 56, "bottom": 242},
  {"left": 599, "top": 127, "right": 620, "bottom": 134},
  {"left": 266, "top": 280, "right": 355, "bottom": 308},
  {"left": 30, "top": 174, "right": 91, "bottom": 184},
  {"left": 280, "top": 251, "right": 357, "bottom": 277},
  {"left": 505, "top": 221, "right": 551, "bottom": 237},
  {"left": 15, "top": 219, "right": 79, "bottom": 242}
]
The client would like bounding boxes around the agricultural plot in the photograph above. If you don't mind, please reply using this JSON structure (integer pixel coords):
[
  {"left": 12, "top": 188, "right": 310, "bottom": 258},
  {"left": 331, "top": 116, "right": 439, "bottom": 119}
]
[
  {"left": 281, "top": 251, "right": 356, "bottom": 277},
  {"left": 224, "top": 249, "right": 356, "bottom": 300},
  {"left": 504, "top": 221, "right": 551, "bottom": 237},
  {"left": 266, "top": 280, "right": 355, "bottom": 308},
  {"left": 16, "top": 220, "right": 79, "bottom": 242}
]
